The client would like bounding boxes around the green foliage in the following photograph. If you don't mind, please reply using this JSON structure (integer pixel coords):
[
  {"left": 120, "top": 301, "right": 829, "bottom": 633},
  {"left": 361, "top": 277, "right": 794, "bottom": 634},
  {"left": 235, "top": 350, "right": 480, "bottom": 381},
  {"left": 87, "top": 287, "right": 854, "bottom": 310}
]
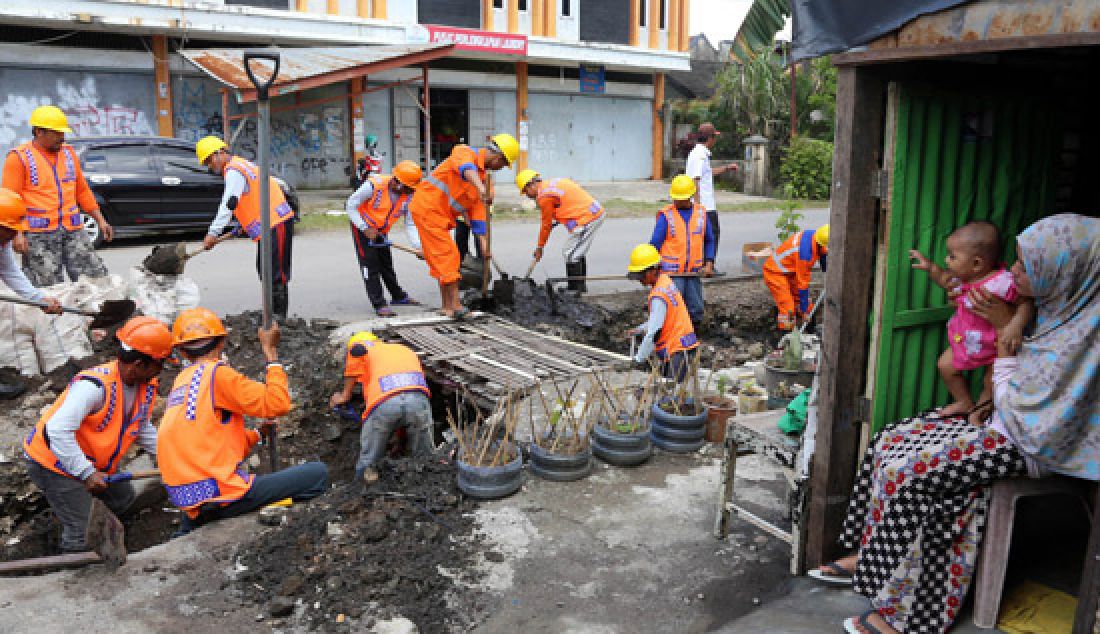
[
  {"left": 775, "top": 184, "right": 804, "bottom": 242},
  {"left": 779, "top": 137, "right": 833, "bottom": 200}
]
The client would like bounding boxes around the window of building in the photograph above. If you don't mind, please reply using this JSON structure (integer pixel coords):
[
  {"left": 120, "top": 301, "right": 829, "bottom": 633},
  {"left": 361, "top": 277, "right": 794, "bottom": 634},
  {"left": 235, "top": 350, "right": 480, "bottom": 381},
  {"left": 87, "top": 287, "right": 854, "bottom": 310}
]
[
  {"left": 561, "top": 0, "right": 570, "bottom": 17},
  {"left": 493, "top": 0, "right": 503, "bottom": 8},
  {"left": 639, "top": 0, "right": 646, "bottom": 27},
  {"left": 659, "top": 0, "right": 666, "bottom": 29},
  {"left": 518, "top": 0, "right": 527, "bottom": 11}
]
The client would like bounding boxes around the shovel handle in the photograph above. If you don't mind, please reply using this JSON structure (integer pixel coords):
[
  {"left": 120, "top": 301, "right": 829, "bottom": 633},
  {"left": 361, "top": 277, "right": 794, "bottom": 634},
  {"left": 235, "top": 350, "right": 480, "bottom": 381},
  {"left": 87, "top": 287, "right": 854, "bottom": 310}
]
[
  {"left": 0, "top": 293, "right": 95, "bottom": 317},
  {"left": 524, "top": 259, "right": 537, "bottom": 279},
  {"left": 243, "top": 51, "right": 281, "bottom": 100},
  {"left": 187, "top": 231, "right": 236, "bottom": 258},
  {"left": 391, "top": 243, "right": 419, "bottom": 255},
  {"left": 105, "top": 469, "right": 160, "bottom": 484}
]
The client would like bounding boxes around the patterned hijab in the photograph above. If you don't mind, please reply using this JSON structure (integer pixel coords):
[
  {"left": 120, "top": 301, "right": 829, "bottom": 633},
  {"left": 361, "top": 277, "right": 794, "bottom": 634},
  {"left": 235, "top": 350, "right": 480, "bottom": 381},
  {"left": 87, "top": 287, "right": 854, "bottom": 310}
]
[{"left": 995, "top": 213, "right": 1100, "bottom": 480}]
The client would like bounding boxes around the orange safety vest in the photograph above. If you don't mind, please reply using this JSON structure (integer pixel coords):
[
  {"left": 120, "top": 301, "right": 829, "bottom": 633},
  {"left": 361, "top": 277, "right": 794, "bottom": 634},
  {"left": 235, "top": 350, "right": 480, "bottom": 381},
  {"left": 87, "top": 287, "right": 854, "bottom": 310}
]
[
  {"left": 408, "top": 145, "right": 487, "bottom": 229},
  {"left": 24, "top": 362, "right": 158, "bottom": 477},
  {"left": 536, "top": 178, "right": 603, "bottom": 231},
  {"left": 648, "top": 274, "right": 699, "bottom": 359},
  {"left": 158, "top": 361, "right": 256, "bottom": 517},
  {"left": 357, "top": 175, "right": 411, "bottom": 235},
  {"left": 346, "top": 342, "right": 430, "bottom": 421},
  {"left": 763, "top": 229, "right": 825, "bottom": 291},
  {"left": 223, "top": 156, "right": 294, "bottom": 241},
  {"left": 10, "top": 142, "right": 84, "bottom": 233},
  {"left": 657, "top": 203, "right": 707, "bottom": 274}
]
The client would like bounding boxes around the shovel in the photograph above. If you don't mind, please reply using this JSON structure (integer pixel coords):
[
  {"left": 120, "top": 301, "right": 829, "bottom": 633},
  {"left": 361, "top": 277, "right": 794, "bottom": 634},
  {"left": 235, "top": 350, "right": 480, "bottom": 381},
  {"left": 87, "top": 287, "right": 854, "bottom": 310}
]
[
  {"left": 143, "top": 231, "right": 236, "bottom": 275},
  {"left": 0, "top": 295, "right": 135, "bottom": 329},
  {"left": 244, "top": 49, "right": 281, "bottom": 473},
  {"left": 0, "top": 497, "right": 127, "bottom": 574}
]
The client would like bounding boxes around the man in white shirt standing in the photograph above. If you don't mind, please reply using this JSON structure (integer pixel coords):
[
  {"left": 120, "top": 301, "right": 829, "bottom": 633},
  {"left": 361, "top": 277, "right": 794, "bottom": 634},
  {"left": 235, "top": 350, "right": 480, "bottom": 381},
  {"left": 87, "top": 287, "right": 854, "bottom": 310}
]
[{"left": 685, "top": 123, "right": 736, "bottom": 273}]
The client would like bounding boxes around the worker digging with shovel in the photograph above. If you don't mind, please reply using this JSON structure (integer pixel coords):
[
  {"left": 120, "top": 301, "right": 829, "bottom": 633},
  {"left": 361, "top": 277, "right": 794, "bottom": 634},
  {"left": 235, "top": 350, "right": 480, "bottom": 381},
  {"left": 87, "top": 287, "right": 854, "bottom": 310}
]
[
  {"left": 407, "top": 133, "right": 519, "bottom": 319},
  {"left": 626, "top": 243, "right": 699, "bottom": 382},
  {"left": 22, "top": 317, "right": 173, "bottom": 556}
]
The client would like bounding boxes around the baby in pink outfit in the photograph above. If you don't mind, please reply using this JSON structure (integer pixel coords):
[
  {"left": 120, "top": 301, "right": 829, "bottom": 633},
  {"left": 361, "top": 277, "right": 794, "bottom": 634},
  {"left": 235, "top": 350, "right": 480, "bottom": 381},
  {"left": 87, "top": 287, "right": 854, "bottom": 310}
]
[{"left": 911, "top": 221, "right": 1033, "bottom": 423}]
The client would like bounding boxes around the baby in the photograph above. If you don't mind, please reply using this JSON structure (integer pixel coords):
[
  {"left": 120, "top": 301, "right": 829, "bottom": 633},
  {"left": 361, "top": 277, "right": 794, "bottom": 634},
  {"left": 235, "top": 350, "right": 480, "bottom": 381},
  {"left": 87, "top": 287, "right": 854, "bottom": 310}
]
[{"left": 910, "top": 221, "right": 1033, "bottom": 423}]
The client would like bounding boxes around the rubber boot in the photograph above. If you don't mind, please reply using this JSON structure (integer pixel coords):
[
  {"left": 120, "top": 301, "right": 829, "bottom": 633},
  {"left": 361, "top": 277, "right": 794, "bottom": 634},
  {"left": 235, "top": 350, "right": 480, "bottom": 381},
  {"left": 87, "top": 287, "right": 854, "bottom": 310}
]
[
  {"left": 566, "top": 260, "right": 585, "bottom": 294},
  {"left": 576, "top": 257, "right": 589, "bottom": 294},
  {"left": 272, "top": 284, "right": 289, "bottom": 320}
]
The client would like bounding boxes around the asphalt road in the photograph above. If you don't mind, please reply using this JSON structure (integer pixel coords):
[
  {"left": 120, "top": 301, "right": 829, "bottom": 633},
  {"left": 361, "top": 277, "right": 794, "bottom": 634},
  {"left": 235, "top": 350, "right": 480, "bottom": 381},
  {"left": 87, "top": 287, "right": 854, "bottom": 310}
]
[{"left": 97, "top": 208, "right": 829, "bottom": 322}]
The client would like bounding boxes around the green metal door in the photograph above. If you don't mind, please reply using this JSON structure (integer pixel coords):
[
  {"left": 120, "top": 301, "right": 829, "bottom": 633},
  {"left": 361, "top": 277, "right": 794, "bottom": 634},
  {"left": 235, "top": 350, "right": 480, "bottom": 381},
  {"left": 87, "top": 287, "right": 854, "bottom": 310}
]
[{"left": 871, "top": 85, "right": 1057, "bottom": 431}]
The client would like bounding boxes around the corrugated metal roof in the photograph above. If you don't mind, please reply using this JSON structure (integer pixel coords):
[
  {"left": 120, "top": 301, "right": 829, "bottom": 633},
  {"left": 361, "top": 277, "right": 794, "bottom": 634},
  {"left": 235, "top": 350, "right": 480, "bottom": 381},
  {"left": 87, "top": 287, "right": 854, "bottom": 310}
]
[{"left": 180, "top": 44, "right": 453, "bottom": 99}]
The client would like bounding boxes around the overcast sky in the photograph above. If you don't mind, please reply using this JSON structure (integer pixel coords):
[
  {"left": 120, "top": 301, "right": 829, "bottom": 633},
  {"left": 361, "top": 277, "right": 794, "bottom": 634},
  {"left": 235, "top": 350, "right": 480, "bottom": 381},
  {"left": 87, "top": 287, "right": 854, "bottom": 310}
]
[{"left": 689, "top": 0, "right": 791, "bottom": 46}]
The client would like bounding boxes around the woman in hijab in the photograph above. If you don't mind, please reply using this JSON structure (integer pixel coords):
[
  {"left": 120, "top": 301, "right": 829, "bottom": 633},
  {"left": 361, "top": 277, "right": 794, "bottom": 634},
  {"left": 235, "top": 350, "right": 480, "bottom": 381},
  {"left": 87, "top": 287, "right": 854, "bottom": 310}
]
[{"left": 816, "top": 213, "right": 1099, "bottom": 634}]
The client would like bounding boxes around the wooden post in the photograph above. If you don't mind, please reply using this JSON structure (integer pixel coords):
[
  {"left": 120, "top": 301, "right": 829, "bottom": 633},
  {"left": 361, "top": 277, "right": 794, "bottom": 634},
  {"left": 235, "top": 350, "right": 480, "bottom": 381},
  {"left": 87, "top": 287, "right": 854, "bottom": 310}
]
[
  {"left": 651, "top": 72, "right": 665, "bottom": 180},
  {"left": 803, "top": 65, "right": 885, "bottom": 570},
  {"left": 482, "top": 0, "right": 494, "bottom": 30},
  {"left": 151, "top": 35, "right": 173, "bottom": 137},
  {"left": 629, "top": 0, "right": 640, "bottom": 46},
  {"left": 1072, "top": 483, "right": 1100, "bottom": 634},
  {"left": 508, "top": 0, "right": 519, "bottom": 33},
  {"left": 221, "top": 89, "right": 230, "bottom": 141},
  {"left": 516, "top": 61, "right": 529, "bottom": 172},
  {"left": 372, "top": 0, "right": 386, "bottom": 18},
  {"left": 349, "top": 77, "right": 365, "bottom": 170},
  {"left": 648, "top": 0, "right": 660, "bottom": 48},
  {"left": 422, "top": 64, "right": 431, "bottom": 171}
]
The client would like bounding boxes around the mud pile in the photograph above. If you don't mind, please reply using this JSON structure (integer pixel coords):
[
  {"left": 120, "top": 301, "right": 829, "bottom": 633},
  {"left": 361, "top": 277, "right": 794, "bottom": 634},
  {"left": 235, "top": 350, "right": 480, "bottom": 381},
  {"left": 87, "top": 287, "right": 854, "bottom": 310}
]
[{"left": 233, "top": 456, "right": 485, "bottom": 631}]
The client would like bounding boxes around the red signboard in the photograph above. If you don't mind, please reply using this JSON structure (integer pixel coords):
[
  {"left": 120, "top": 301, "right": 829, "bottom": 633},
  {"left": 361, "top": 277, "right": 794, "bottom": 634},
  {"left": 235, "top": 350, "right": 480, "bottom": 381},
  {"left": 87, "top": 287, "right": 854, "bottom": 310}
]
[{"left": 425, "top": 25, "right": 528, "bottom": 55}]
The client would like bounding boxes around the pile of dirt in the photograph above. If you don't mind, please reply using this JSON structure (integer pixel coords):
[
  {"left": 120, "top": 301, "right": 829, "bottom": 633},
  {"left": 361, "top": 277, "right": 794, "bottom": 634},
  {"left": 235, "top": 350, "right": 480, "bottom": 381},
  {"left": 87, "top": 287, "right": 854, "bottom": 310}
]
[{"left": 232, "top": 456, "right": 486, "bottom": 631}]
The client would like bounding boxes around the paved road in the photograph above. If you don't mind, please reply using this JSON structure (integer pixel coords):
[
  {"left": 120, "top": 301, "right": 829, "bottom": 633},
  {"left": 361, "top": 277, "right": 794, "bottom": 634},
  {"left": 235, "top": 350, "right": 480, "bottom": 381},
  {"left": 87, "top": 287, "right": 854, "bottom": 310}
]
[{"left": 97, "top": 208, "right": 829, "bottom": 322}]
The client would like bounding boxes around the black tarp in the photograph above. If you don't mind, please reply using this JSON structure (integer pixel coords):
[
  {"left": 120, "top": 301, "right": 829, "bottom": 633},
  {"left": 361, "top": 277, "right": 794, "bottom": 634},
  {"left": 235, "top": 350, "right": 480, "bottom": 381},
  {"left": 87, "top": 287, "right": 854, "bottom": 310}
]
[{"left": 790, "top": 0, "right": 972, "bottom": 60}]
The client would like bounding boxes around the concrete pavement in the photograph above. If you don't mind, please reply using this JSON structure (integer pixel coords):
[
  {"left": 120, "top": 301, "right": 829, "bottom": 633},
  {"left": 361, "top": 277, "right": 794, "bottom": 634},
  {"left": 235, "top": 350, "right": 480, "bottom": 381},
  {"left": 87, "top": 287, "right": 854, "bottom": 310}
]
[{"left": 96, "top": 208, "right": 829, "bottom": 322}]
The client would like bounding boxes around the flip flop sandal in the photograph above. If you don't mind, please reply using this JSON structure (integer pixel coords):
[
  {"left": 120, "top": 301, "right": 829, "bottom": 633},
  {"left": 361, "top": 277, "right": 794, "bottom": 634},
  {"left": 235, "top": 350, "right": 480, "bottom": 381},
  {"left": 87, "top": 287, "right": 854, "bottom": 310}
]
[
  {"left": 375, "top": 306, "right": 396, "bottom": 317},
  {"left": 857, "top": 610, "right": 888, "bottom": 634},
  {"left": 807, "top": 561, "right": 854, "bottom": 585},
  {"left": 392, "top": 296, "right": 420, "bottom": 306},
  {"left": 450, "top": 308, "right": 470, "bottom": 321}
]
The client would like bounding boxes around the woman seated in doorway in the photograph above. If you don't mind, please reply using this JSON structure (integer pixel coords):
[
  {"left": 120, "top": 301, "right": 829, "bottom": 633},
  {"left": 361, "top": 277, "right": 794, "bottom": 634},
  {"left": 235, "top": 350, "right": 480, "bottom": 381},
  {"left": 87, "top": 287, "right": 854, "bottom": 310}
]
[{"left": 811, "top": 213, "right": 1099, "bottom": 634}]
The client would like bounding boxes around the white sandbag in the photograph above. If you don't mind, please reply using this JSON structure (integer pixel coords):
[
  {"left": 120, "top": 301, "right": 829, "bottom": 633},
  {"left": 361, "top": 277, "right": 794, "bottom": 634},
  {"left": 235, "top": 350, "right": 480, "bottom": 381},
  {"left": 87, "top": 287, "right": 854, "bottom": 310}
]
[{"left": 126, "top": 267, "right": 201, "bottom": 325}]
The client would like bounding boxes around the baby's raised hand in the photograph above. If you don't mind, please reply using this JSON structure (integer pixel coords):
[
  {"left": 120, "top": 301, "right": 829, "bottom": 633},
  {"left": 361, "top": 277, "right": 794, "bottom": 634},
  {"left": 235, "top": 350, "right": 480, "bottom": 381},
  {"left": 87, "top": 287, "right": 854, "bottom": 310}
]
[{"left": 909, "top": 249, "right": 932, "bottom": 271}]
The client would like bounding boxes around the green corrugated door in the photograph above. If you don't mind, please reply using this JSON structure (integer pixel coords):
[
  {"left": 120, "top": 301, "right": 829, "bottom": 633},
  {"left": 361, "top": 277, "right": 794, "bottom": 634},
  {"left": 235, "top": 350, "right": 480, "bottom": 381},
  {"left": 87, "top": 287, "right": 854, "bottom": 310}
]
[{"left": 871, "top": 85, "right": 1057, "bottom": 432}]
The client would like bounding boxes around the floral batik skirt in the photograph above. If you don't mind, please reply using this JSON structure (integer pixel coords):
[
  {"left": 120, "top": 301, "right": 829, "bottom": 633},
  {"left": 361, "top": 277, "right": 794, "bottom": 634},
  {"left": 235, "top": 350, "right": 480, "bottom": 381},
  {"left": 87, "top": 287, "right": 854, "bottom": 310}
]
[{"left": 839, "top": 414, "right": 1027, "bottom": 633}]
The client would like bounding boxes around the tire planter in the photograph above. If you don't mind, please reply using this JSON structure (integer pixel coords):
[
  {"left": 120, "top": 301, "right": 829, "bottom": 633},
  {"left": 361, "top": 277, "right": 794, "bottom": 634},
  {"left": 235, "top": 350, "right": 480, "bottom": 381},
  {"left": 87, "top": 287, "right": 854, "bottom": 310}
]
[
  {"left": 650, "top": 419, "right": 707, "bottom": 442},
  {"left": 590, "top": 424, "right": 652, "bottom": 467},
  {"left": 527, "top": 442, "right": 592, "bottom": 482},
  {"left": 649, "top": 399, "right": 707, "bottom": 453},
  {"left": 651, "top": 399, "right": 709, "bottom": 429},
  {"left": 650, "top": 434, "right": 706, "bottom": 453},
  {"left": 456, "top": 446, "right": 524, "bottom": 500}
]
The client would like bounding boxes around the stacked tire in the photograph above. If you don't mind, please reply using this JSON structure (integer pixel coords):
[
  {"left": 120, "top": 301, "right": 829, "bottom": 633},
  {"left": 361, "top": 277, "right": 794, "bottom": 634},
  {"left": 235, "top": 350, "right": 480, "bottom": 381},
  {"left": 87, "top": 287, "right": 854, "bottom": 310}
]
[
  {"left": 650, "top": 400, "right": 707, "bottom": 453},
  {"left": 528, "top": 441, "right": 592, "bottom": 482},
  {"left": 591, "top": 418, "right": 652, "bottom": 467},
  {"left": 456, "top": 446, "right": 524, "bottom": 499}
]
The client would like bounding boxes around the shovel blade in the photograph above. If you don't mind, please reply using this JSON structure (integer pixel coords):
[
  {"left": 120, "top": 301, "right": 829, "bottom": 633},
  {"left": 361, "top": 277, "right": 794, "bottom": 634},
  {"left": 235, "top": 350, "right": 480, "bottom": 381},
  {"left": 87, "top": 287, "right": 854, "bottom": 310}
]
[
  {"left": 85, "top": 498, "right": 127, "bottom": 570},
  {"left": 493, "top": 278, "right": 515, "bottom": 305},
  {"left": 89, "top": 300, "right": 136, "bottom": 329}
]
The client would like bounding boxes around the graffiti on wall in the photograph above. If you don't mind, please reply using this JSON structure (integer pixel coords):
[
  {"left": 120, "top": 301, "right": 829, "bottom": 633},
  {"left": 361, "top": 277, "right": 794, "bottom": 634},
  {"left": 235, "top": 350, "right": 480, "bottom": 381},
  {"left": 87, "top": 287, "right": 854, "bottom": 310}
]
[
  {"left": 174, "top": 78, "right": 223, "bottom": 142},
  {"left": 0, "top": 76, "right": 155, "bottom": 146}
]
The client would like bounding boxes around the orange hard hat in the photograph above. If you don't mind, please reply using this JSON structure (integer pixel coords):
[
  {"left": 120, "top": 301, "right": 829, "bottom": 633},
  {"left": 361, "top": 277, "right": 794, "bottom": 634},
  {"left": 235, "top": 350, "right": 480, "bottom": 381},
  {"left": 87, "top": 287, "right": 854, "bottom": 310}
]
[
  {"left": 172, "top": 307, "right": 227, "bottom": 345},
  {"left": 0, "top": 188, "right": 29, "bottom": 232},
  {"left": 117, "top": 316, "right": 174, "bottom": 360},
  {"left": 393, "top": 160, "right": 422, "bottom": 188}
]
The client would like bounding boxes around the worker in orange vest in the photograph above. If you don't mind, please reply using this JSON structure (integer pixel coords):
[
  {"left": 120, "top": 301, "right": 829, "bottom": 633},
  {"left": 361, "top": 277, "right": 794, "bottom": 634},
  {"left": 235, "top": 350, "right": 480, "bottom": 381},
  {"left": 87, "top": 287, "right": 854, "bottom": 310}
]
[
  {"left": 158, "top": 308, "right": 328, "bottom": 534},
  {"left": 23, "top": 316, "right": 173, "bottom": 552},
  {"left": 649, "top": 175, "right": 715, "bottom": 330},
  {"left": 345, "top": 160, "right": 424, "bottom": 317},
  {"left": 626, "top": 244, "right": 700, "bottom": 382},
  {"left": 194, "top": 136, "right": 296, "bottom": 319},
  {"left": 515, "top": 169, "right": 605, "bottom": 293},
  {"left": 0, "top": 188, "right": 62, "bottom": 398},
  {"left": 1, "top": 105, "right": 113, "bottom": 286},
  {"left": 407, "top": 133, "right": 519, "bottom": 319},
  {"left": 330, "top": 331, "right": 434, "bottom": 485},
  {"left": 762, "top": 224, "right": 828, "bottom": 331}
]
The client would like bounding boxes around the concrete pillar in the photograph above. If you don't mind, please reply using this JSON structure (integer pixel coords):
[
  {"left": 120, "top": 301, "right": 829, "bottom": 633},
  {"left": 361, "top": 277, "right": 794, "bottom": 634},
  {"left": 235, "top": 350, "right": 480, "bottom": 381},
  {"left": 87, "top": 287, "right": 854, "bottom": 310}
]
[
  {"left": 544, "top": 0, "right": 556, "bottom": 37},
  {"left": 532, "top": 0, "right": 544, "bottom": 35},
  {"left": 648, "top": 0, "right": 660, "bottom": 48},
  {"left": 327, "top": 0, "right": 338, "bottom": 15},
  {"left": 742, "top": 134, "right": 770, "bottom": 196},
  {"left": 668, "top": 0, "right": 680, "bottom": 53},
  {"left": 357, "top": 0, "right": 369, "bottom": 18},
  {"left": 629, "top": 0, "right": 639, "bottom": 46},
  {"left": 296, "top": 0, "right": 308, "bottom": 12},
  {"left": 516, "top": 61, "right": 529, "bottom": 171},
  {"left": 372, "top": 0, "right": 386, "bottom": 18},
  {"left": 651, "top": 72, "right": 664, "bottom": 179},
  {"left": 151, "top": 35, "right": 173, "bottom": 137},
  {"left": 482, "top": 0, "right": 494, "bottom": 30},
  {"left": 680, "top": 0, "right": 690, "bottom": 51},
  {"left": 349, "top": 78, "right": 365, "bottom": 168},
  {"left": 508, "top": 0, "right": 519, "bottom": 33}
]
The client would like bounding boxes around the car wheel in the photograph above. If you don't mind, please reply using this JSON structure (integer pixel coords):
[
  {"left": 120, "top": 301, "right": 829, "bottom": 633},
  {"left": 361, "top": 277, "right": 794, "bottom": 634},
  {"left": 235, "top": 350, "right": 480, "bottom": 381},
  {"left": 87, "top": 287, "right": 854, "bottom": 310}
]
[{"left": 82, "top": 213, "right": 105, "bottom": 249}]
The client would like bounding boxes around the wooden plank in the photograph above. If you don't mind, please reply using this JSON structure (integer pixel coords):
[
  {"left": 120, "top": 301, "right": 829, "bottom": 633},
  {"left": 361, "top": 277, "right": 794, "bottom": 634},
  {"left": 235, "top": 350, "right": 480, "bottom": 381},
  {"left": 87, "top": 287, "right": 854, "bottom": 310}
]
[
  {"left": 804, "top": 65, "right": 886, "bottom": 570},
  {"left": 1072, "top": 483, "right": 1099, "bottom": 634},
  {"left": 834, "top": 32, "right": 1100, "bottom": 67}
]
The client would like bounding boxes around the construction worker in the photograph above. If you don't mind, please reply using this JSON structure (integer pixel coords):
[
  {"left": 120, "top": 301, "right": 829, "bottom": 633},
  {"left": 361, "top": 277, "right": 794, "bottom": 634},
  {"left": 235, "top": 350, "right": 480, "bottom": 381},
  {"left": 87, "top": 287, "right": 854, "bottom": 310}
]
[
  {"left": 407, "top": 133, "right": 519, "bottom": 319},
  {"left": 158, "top": 307, "right": 328, "bottom": 534},
  {"left": 762, "top": 224, "right": 829, "bottom": 331},
  {"left": 649, "top": 174, "right": 715, "bottom": 330},
  {"left": 626, "top": 244, "right": 699, "bottom": 382},
  {"left": 329, "top": 331, "right": 433, "bottom": 484},
  {"left": 194, "top": 136, "right": 296, "bottom": 319},
  {"left": 0, "top": 188, "right": 62, "bottom": 398},
  {"left": 2, "top": 105, "right": 113, "bottom": 286},
  {"left": 345, "top": 160, "right": 424, "bottom": 317},
  {"left": 23, "top": 317, "right": 173, "bottom": 553},
  {"left": 515, "top": 169, "right": 605, "bottom": 293}
]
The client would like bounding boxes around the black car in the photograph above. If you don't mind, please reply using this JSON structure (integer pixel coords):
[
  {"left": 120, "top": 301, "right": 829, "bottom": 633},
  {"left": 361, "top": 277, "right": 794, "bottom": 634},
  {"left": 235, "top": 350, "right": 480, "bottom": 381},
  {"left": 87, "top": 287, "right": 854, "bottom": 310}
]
[{"left": 69, "top": 136, "right": 299, "bottom": 247}]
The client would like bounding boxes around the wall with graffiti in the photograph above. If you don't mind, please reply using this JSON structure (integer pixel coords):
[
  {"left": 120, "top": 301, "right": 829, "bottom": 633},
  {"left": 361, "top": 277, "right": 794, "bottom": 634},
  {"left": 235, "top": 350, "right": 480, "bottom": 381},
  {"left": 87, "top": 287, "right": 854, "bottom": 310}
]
[
  {"left": 0, "top": 69, "right": 156, "bottom": 147},
  {"left": 173, "top": 75, "right": 352, "bottom": 189}
]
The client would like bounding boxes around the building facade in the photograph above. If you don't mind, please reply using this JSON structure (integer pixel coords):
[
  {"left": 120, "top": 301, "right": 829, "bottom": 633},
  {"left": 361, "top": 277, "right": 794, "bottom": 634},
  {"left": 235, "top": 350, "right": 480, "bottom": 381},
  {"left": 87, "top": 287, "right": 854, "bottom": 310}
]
[{"left": 1, "top": 0, "right": 690, "bottom": 188}]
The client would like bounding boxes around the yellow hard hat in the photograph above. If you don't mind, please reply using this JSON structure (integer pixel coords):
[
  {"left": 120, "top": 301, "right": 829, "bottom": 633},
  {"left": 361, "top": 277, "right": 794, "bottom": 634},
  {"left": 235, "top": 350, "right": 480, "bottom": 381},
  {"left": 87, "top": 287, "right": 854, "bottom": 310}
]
[
  {"left": 0, "top": 189, "right": 29, "bottom": 232},
  {"left": 515, "top": 169, "right": 539, "bottom": 192},
  {"left": 669, "top": 174, "right": 696, "bottom": 200},
  {"left": 29, "top": 105, "right": 72, "bottom": 134},
  {"left": 195, "top": 136, "right": 228, "bottom": 164},
  {"left": 490, "top": 133, "right": 520, "bottom": 166},
  {"left": 815, "top": 224, "right": 830, "bottom": 249},
  {"left": 627, "top": 243, "right": 661, "bottom": 273},
  {"left": 348, "top": 331, "right": 379, "bottom": 357}
]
